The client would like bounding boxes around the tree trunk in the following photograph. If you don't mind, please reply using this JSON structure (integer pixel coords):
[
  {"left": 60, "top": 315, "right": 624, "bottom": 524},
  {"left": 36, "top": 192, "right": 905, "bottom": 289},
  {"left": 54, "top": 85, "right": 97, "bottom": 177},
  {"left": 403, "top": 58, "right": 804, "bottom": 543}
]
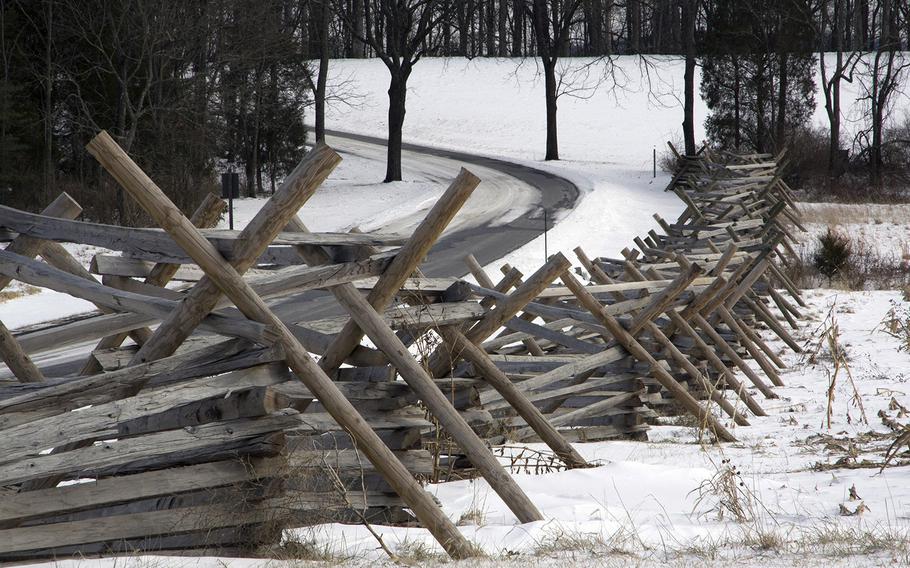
[
  {"left": 512, "top": 0, "right": 523, "bottom": 56},
  {"left": 604, "top": 0, "right": 612, "bottom": 54},
  {"left": 498, "top": 0, "right": 508, "bottom": 56},
  {"left": 543, "top": 58, "right": 559, "bottom": 161},
  {"left": 485, "top": 0, "right": 495, "bottom": 55},
  {"left": 682, "top": 0, "right": 696, "bottom": 156},
  {"left": 870, "top": 49, "right": 885, "bottom": 184},
  {"left": 827, "top": 0, "right": 845, "bottom": 175},
  {"left": 314, "top": 0, "right": 329, "bottom": 142},
  {"left": 628, "top": 0, "right": 640, "bottom": 53},
  {"left": 755, "top": 58, "right": 767, "bottom": 153},
  {"left": 1, "top": 2, "right": 9, "bottom": 175},
  {"left": 775, "top": 53, "right": 788, "bottom": 149},
  {"left": 853, "top": 0, "right": 866, "bottom": 50},
  {"left": 43, "top": 0, "right": 54, "bottom": 200},
  {"left": 352, "top": 0, "right": 365, "bottom": 57},
  {"left": 457, "top": 2, "right": 468, "bottom": 55},
  {"left": 733, "top": 58, "right": 741, "bottom": 151},
  {"left": 880, "top": 0, "right": 892, "bottom": 47},
  {"left": 385, "top": 69, "right": 409, "bottom": 182}
]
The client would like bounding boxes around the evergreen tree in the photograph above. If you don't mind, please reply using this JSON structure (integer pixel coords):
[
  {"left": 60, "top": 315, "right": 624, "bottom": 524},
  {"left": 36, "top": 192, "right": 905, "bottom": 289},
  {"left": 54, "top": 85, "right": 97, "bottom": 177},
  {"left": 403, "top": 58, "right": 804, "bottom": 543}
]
[{"left": 700, "top": 0, "right": 816, "bottom": 153}]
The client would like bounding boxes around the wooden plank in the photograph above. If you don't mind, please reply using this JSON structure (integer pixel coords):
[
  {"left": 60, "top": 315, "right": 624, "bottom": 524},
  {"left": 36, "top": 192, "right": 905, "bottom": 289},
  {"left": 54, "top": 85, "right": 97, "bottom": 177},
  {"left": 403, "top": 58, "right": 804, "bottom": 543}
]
[
  {"left": 350, "top": 276, "right": 461, "bottom": 293},
  {"left": 533, "top": 276, "right": 717, "bottom": 298},
  {"left": 428, "top": 254, "right": 572, "bottom": 377},
  {"left": 0, "top": 249, "right": 278, "bottom": 346},
  {"left": 502, "top": 317, "right": 603, "bottom": 354},
  {"left": 0, "top": 193, "right": 85, "bottom": 383},
  {"left": 297, "top": 302, "right": 485, "bottom": 335},
  {"left": 0, "top": 369, "right": 293, "bottom": 465},
  {"left": 81, "top": 193, "right": 227, "bottom": 374},
  {"left": 479, "top": 346, "right": 627, "bottom": 408},
  {"left": 90, "top": 254, "right": 271, "bottom": 281},
  {"left": 0, "top": 193, "right": 82, "bottom": 291},
  {"left": 438, "top": 325, "right": 588, "bottom": 468},
  {"left": 0, "top": 320, "right": 43, "bottom": 384},
  {"left": 0, "top": 205, "right": 407, "bottom": 264},
  {"left": 92, "top": 254, "right": 207, "bottom": 280},
  {"left": 484, "top": 375, "right": 643, "bottom": 413},
  {"left": 0, "top": 342, "right": 274, "bottom": 429},
  {"left": 0, "top": 410, "right": 299, "bottom": 487},
  {"left": 127, "top": 143, "right": 341, "bottom": 365},
  {"left": 0, "top": 449, "right": 432, "bottom": 529},
  {"left": 0, "top": 496, "right": 284, "bottom": 555},
  {"left": 12, "top": 254, "right": 397, "bottom": 358}
]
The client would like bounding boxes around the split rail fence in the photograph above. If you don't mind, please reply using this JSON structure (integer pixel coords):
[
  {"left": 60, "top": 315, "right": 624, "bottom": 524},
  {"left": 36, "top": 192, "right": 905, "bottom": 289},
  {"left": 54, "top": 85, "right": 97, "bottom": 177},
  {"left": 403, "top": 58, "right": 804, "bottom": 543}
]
[{"left": 0, "top": 135, "right": 803, "bottom": 561}]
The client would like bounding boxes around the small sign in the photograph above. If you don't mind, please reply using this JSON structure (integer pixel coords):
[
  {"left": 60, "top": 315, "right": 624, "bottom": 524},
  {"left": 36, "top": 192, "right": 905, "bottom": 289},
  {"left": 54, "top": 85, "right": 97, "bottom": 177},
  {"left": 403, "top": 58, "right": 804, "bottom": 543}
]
[{"left": 221, "top": 173, "right": 239, "bottom": 199}]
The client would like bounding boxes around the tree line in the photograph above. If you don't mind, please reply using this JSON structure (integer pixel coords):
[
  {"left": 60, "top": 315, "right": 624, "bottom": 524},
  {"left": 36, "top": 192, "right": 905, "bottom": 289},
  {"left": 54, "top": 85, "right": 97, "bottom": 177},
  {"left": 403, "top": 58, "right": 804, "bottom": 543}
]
[
  {"left": 1, "top": 0, "right": 311, "bottom": 221},
  {"left": 2, "top": 1, "right": 909, "bottom": 221}
]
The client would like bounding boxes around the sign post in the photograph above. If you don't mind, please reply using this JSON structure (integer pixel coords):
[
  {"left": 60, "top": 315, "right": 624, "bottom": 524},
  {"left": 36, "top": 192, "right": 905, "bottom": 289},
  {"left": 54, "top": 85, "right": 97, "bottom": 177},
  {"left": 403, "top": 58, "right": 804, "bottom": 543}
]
[{"left": 220, "top": 172, "right": 239, "bottom": 230}]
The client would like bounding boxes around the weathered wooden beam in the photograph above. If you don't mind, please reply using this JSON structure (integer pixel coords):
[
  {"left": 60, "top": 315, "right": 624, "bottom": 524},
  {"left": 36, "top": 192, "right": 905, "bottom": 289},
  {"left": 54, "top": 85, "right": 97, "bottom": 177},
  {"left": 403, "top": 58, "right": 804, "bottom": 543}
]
[
  {"left": 428, "top": 254, "right": 571, "bottom": 377},
  {"left": 0, "top": 321, "right": 43, "bottom": 383},
  {"left": 288, "top": 217, "right": 547, "bottom": 519},
  {"left": 0, "top": 205, "right": 407, "bottom": 264},
  {"left": 0, "top": 193, "right": 82, "bottom": 291},
  {"left": 328, "top": 284, "right": 544, "bottom": 523},
  {"left": 0, "top": 410, "right": 296, "bottom": 487},
  {"left": 479, "top": 346, "right": 627, "bottom": 407},
  {"left": 81, "top": 193, "right": 227, "bottom": 374},
  {"left": 0, "top": 370, "right": 292, "bottom": 465},
  {"left": 438, "top": 325, "right": 588, "bottom": 468},
  {"left": 318, "top": 169, "right": 481, "bottom": 373},
  {"left": 0, "top": 193, "right": 84, "bottom": 383},
  {"left": 298, "top": 302, "right": 485, "bottom": 336},
  {"left": 126, "top": 143, "right": 341, "bottom": 365},
  {"left": 85, "top": 131, "right": 478, "bottom": 559},
  {"left": 0, "top": 250, "right": 278, "bottom": 346}
]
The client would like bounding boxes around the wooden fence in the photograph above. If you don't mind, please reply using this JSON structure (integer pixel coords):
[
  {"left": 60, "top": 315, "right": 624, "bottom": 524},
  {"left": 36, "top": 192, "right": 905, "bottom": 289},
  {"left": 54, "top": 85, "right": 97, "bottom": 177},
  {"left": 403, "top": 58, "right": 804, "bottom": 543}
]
[{"left": 0, "top": 136, "right": 802, "bottom": 560}]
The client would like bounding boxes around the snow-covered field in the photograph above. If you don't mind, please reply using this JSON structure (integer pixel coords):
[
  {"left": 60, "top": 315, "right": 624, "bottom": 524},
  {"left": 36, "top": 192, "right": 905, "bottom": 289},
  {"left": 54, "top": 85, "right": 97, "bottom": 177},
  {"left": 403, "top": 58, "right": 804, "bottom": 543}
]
[
  {"left": 325, "top": 56, "right": 695, "bottom": 275},
  {"left": 796, "top": 202, "right": 910, "bottom": 270},
  {"left": 6, "top": 56, "right": 910, "bottom": 567}
]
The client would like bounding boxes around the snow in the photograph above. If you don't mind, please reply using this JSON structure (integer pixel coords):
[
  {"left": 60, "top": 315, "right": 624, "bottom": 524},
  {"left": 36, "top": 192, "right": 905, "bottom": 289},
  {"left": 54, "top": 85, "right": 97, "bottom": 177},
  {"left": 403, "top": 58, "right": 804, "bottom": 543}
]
[
  {"left": 268, "top": 288, "right": 910, "bottom": 565},
  {"left": 0, "top": 243, "right": 105, "bottom": 329},
  {"left": 6, "top": 56, "right": 910, "bottom": 566},
  {"left": 797, "top": 202, "right": 910, "bottom": 269},
  {"left": 323, "top": 57, "right": 699, "bottom": 275}
]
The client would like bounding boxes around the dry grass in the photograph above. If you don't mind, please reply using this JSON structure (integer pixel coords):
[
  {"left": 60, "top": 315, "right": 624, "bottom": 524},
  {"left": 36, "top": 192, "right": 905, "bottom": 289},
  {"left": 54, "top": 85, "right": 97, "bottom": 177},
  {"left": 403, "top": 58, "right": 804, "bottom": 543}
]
[
  {"left": 532, "top": 529, "right": 617, "bottom": 557},
  {"left": 785, "top": 230, "right": 910, "bottom": 291},
  {"left": 0, "top": 284, "right": 40, "bottom": 303},
  {"left": 690, "top": 458, "right": 757, "bottom": 524},
  {"left": 393, "top": 539, "right": 450, "bottom": 565},
  {"left": 799, "top": 202, "right": 910, "bottom": 226}
]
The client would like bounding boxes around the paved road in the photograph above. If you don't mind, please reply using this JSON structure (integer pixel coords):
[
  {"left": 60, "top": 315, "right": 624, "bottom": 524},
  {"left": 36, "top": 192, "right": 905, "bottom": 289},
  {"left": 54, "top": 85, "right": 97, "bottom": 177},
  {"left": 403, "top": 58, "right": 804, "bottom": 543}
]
[
  {"left": 324, "top": 130, "right": 579, "bottom": 276},
  {"left": 5, "top": 132, "right": 579, "bottom": 379},
  {"left": 268, "top": 131, "right": 579, "bottom": 325}
]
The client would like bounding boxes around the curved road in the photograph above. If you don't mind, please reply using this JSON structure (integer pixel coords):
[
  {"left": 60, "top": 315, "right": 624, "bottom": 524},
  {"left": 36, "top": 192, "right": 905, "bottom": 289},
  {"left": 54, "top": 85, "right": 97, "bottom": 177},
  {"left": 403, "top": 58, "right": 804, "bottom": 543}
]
[
  {"left": 325, "top": 130, "right": 579, "bottom": 276},
  {"left": 3, "top": 133, "right": 579, "bottom": 379}
]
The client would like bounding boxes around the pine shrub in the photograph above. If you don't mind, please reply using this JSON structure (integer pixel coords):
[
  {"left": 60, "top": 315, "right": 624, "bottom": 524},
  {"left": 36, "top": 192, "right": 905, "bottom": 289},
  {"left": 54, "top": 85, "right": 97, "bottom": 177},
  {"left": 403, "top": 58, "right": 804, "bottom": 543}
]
[{"left": 814, "top": 228, "right": 852, "bottom": 278}]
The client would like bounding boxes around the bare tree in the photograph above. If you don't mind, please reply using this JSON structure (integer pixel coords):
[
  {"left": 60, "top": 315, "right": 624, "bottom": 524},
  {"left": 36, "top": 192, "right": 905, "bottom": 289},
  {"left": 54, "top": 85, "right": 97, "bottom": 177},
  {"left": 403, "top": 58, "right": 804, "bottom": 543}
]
[
  {"left": 526, "top": 0, "right": 584, "bottom": 161},
  {"left": 303, "top": 0, "right": 331, "bottom": 142},
  {"left": 682, "top": 0, "right": 697, "bottom": 156},
  {"left": 14, "top": 0, "right": 55, "bottom": 198},
  {"left": 855, "top": 0, "right": 909, "bottom": 182},
  {"left": 815, "top": 0, "right": 859, "bottom": 176},
  {"left": 338, "top": 0, "right": 450, "bottom": 182}
]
